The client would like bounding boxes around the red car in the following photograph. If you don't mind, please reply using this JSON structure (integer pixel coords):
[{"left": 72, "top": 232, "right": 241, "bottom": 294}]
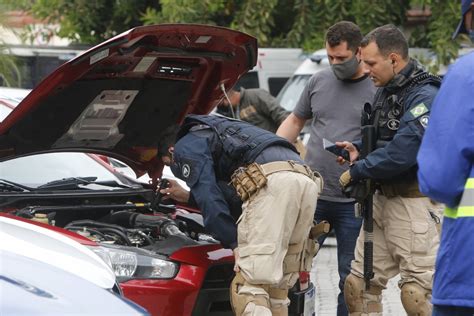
[{"left": 0, "top": 24, "right": 315, "bottom": 316}]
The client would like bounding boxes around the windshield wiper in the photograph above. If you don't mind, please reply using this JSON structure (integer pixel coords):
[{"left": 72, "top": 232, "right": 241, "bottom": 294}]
[
  {"left": 36, "top": 177, "right": 133, "bottom": 190},
  {"left": 36, "top": 177, "right": 98, "bottom": 190},
  {"left": 0, "top": 179, "right": 32, "bottom": 192}
]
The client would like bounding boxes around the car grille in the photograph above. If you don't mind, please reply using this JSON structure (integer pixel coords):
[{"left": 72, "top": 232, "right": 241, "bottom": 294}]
[
  {"left": 201, "top": 264, "right": 234, "bottom": 289},
  {"left": 192, "top": 263, "right": 234, "bottom": 316}
]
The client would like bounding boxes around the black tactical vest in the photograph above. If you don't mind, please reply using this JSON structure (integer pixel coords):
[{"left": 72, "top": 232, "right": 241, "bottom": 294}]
[
  {"left": 177, "top": 114, "right": 297, "bottom": 179},
  {"left": 369, "top": 60, "right": 441, "bottom": 143}
]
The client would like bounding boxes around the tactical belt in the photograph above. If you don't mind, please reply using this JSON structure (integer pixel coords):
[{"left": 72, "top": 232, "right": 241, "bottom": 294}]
[
  {"left": 378, "top": 180, "right": 425, "bottom": 198},
  {"left": 231, "top": 161, "right": 321, "bottom": 202}
]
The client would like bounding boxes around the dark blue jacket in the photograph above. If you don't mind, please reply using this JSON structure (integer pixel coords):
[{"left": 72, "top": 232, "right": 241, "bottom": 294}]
[
  {"left": 170, "top": 114, "right": 300, "bottom": 249},
  {"left": 350, "top": 61, "right": 440, "bottom": 183}
]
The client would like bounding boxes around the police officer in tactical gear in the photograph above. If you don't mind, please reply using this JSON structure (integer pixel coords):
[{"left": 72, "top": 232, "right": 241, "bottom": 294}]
[
  {"left": 159, "top": 114, "right": 322, "bottom": 316},
  {"left": 337, "top": 25, "right": 442, "bottom": 316}
]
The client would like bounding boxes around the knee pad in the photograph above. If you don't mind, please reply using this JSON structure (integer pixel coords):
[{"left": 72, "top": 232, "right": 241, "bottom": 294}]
[
  {"left": 400, "top": 282, "right": 432, "bottom": 316},
  {"left": 269, "top": 297, "right": 290, "bottom": 316},
  {"left": 230, "top": 272, "right": 271, "bottom": 316},
  {"left": 269, "top": 288, "right": 289, "bottom": 316},
  {"left": 344, "top": 273, "right": 383, "bottom": 315}
]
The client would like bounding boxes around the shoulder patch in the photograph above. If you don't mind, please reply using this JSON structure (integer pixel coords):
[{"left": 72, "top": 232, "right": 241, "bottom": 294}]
[
  {"left": 182, "top": 163, "right": 191, "bottom": 178},
  {"left": 409, "top": 103, "right": 429, "bottom": 118},
  {"left": 419, "top": 115, "right": 429, "bottom": 129}
]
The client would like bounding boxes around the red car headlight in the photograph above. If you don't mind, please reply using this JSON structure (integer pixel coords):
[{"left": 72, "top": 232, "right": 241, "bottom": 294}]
[{"left": 88, "top": 245, "right": 179, "bottom": 281}]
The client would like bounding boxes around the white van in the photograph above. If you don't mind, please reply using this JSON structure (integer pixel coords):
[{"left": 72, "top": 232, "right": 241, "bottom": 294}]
[{"left": 235, "top": 48, "right": 304, "bottom": 96}]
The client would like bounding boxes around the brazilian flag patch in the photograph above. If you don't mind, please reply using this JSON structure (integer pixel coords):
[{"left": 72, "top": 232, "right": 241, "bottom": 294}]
[{"left": 409, "top": 103, "right": 429, "bottom": 118}]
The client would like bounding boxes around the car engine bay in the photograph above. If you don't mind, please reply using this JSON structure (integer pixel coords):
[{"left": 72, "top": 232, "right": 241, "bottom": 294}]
[{"left": 11, "top": 193, "right": 217, "bottom": 256}]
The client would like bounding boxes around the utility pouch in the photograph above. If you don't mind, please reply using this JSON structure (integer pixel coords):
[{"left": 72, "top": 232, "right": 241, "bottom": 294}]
[
  {"left": 230, "top": 162, "right": 268, "bottom": 202},
  {"left": 300, "top": 238, "right": 318, "bottom": 272}
]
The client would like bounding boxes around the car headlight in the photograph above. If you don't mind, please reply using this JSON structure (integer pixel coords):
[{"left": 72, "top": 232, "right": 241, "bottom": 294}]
[{"left": 88, "top": 244, "right": 178, "bottom": 281}]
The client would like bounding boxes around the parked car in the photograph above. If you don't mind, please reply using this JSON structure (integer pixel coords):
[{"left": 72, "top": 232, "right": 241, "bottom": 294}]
[
  {"left": 0, "top": 214, "right": 116, "bottom": 290},
  {"left": 277, "top": 49, "right": 329, "bottom": 111},
  {"left": 0, "top": 24, "right": 315, "bottom": 316},
  {"left": 0, "top": 214, "right": 149, "bottom": 315},
  {"left": 276, "top": 49, "right": 329, "bottom": 146}
]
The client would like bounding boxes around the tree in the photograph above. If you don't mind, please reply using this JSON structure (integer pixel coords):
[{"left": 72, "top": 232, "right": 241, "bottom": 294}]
[
  {"left": 0, "top": 0, "right": 465, "bottom": 67},
  {"left": 142, "top": 0, "right": 225, "bottom": 25},
  {"left": 427, "top": 0, "right": 461, "bottom": 69},
  {"left": 1, "top": 0, "right": 161, "bottom": 45},
  {"left": 0, "top": 44, "right": 21, "bottom": 87},
  {"left": 0, "top": 9, "right": 21, "bottom": 86}
]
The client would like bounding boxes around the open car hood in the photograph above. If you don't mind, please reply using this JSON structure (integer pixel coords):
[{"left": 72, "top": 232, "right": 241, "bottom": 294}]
[{"left": 0, "top": 24, "right": 257, "bottom": 178}]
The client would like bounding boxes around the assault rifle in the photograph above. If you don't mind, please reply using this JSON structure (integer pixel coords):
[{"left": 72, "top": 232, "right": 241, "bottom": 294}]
[{"left": 344, "top": 103, "right": 376, "bottom": 290}]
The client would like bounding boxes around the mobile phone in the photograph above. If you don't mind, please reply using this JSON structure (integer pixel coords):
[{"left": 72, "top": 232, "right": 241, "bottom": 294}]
[{"left": 323, "top": 138, "right": 350, "bottom": 161}]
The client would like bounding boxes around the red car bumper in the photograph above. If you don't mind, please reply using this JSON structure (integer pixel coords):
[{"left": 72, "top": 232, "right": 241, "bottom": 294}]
[{"left": 121, "top": 244, "right": 234, "bottom": 316}]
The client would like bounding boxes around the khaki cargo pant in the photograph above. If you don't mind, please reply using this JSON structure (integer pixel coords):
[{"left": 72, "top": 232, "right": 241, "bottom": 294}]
[
  {"left": 235, "top": 170, "right": 320, "bottom": 302},
  {"left": 350, "top": 193, "right": 442, "bottom": 291}
]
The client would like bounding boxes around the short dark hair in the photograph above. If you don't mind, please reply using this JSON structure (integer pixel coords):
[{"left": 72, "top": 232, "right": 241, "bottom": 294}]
[
  {"left": 325, "top": 21, "right": 363, "bottom": 52},
  {"left": 361, "top": 24, "right": 409, "bottom": 60}
]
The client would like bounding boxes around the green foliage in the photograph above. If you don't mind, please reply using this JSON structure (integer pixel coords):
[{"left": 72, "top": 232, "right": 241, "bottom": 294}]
[
  {"left": 325, "top": 0, "right": 354, "bottom": 25},
  {"left": 0, "top": 44, "right": 22, "bottom": 87},
  {"left": 0, "top": 0, "right": 467, "bottom": 67},
  {"left": 231, "top": 0, "right": 278, "bottom": 46},
  {"left": 142, "top": 0, "right": 225, "bottom": 25},
  {"left": 351, "top": 0, "right": 408, "bottom": 34},
  {"left": 0, "top": 11, "right": 21, "bottom": 86},
  {"left": 7, "top": 0, "right": 160, "bottom": 45},
  {"left": 427, "top": 0, "right": 460, "bottom": 69},
  {"left": 281, "top": 0, "right": 411, "bottom": 52},
  {"left": 281, "top": 0, "right": 325, "bottom": 49}
]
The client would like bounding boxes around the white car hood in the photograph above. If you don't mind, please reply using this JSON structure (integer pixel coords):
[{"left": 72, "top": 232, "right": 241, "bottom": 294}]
[{"left": 0, "top": 216, "right": 115, "bottom": 289}]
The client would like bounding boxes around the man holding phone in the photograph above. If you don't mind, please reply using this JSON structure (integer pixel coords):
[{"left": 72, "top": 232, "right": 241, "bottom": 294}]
[{"left": 277, "top": 21, "right": 376, "bottom": 315}]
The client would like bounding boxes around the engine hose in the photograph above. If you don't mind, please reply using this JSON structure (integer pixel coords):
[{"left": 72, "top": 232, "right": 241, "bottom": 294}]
[
  {"left": 65, "top": 220, "right": 129, "bottom": 235},
  {"left": 91, "top": 227, "right": 133, "bottom": 246},
  {"left": 135, "top": 231, "right": 154, "bottom": 246},
  {"left": 160, "top": 220, "right": 187, "bottom": 238},
  {"left": 133, "top": 214, "right": 186, "bottom": 237},
  {"left": 67, "top": 226, "right": 108, "bottom": 240},
  {"left": 99, "top": 211, "right": 138, "bottom": 228}
]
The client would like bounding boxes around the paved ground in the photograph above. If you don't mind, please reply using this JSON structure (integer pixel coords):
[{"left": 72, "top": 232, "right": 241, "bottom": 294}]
[{"left": 310, "top": 237, "right": 405, "bottom": 315}]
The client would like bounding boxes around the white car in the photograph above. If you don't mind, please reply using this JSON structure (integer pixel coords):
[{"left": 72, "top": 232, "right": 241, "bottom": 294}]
[
  {"left": 0, "top": 214, "right": 150, "bottom": 315},
  {"left": 0, "top": 214, "right": 116, "bottom": 290}
]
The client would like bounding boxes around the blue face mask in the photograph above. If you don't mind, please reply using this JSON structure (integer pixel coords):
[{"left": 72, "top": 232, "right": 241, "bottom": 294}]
[{"left": 331, "top": 55, "right": 360, "bottom": 80}]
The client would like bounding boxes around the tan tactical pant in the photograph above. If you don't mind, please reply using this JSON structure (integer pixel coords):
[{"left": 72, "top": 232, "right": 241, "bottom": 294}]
[
  {"left": 234, "top": 170, "right": 321, "bottom": 314},
  {"left": 350, "top": 193, "right": 441, "bottom": 297}
]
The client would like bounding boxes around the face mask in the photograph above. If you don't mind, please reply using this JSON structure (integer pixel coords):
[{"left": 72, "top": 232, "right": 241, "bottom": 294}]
[{"left": 331, "top": 55, "right": 360, "bottom": 80}]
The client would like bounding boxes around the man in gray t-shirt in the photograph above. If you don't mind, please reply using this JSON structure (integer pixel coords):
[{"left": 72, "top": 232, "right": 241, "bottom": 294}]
[
  {"left": 277, "top": 21, "right": 376, "bottom": 316},
  {"left": 297, "top": 68, "right": 374, "bottom": 201}
]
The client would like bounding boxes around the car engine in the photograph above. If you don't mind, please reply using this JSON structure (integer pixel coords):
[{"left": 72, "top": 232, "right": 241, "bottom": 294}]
[{"left": 15, "top": 203, "right": 217, "bottom": 256}]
